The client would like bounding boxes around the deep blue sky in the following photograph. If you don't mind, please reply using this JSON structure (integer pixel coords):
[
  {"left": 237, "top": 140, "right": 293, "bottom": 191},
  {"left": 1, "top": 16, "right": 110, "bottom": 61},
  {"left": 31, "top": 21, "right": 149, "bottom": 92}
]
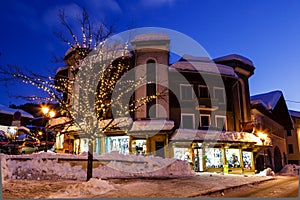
[{"left": 1, "top": 0, "right": 300, "bottom": 111}]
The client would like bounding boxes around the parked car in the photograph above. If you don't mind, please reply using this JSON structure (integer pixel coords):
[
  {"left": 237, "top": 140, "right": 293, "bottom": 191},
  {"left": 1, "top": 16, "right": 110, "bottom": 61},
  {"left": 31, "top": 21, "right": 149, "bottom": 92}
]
[
  {"left": 18, "top": 142, "right": 38, "bottom": 154},
  {"left": 0, "top": 136, "right": 9, "bottom": 145},
  {"left": 3, "top": 141, "right": 24, "bottom": 155}
]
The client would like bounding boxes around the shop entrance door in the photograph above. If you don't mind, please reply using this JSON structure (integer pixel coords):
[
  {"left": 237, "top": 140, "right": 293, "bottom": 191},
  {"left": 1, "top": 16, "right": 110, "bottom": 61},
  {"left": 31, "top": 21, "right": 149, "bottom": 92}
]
[{"left": 155, "top": 141, "right": 165, "bottom": 158}]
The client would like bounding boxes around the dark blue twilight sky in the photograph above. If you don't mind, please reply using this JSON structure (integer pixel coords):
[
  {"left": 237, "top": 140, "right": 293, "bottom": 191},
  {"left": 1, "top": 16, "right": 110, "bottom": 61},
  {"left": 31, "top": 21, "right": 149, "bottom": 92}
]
[{"left": 0, "top": 0, "right": 300, "bottom": 111}]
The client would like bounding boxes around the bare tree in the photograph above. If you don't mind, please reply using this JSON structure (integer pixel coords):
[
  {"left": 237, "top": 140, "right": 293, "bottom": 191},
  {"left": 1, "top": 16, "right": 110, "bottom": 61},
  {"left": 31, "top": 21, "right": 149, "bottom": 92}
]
[{"left": 0, "top": 8, "right": 165, "bottom": 181}]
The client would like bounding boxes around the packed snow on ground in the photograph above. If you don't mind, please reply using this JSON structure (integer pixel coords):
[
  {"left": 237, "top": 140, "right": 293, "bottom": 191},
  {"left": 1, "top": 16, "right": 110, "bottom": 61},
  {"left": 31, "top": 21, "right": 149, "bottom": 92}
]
[
  {"left": 279, "top": 164, "right": 300, "bottom": 176},
  {"left": 1, "top": 151, "right": 194, "bottom": 182},
  {"left": 48, "top": 178, "right": 117, "bottom": 198}
]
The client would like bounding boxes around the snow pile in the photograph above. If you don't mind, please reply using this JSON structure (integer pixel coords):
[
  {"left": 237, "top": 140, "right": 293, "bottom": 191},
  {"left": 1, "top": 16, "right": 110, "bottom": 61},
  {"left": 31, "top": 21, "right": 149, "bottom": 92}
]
[
  {"left": 279, "top": 164, "right": 300, "bottom": 176},
  {"left": 256, "top": 168, "right": 275, "bottom": 177},
  {"left": 48, "top": 178, "right": 116, "bottom": 198},
  {"left": 1, "top": 152, "right": 194, "bottom": 181}
]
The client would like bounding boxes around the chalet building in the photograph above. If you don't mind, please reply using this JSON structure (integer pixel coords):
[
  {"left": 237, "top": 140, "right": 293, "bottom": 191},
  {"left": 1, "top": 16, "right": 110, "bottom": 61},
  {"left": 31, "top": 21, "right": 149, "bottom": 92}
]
[
  {"left": 250, "top": 91, "right": 293, "bottom": 172},
  {"left": 168, "top": 53, "right": 268, "bottom": 174},
  {"left": 51, "top": 33, "right": 271, "bottom": 174},
  {"left": 286, "top": 110, "right": 300, "bottom": 165}
]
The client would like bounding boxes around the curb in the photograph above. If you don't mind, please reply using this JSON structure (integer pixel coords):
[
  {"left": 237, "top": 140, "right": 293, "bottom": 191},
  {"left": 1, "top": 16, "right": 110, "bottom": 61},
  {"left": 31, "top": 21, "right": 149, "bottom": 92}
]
[{"left": 189, "top": 176, "right": 275, "bottom": 197}]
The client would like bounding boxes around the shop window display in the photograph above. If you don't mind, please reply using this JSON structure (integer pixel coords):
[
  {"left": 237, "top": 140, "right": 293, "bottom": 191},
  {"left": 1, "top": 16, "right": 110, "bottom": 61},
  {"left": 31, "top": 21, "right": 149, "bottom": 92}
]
[
  {"left": 243, "top": 151, "right": 253, "bottom": 170},
  {"left": 226, "top": 149, "right": 241, "bottom": 168},
  {"left": 131, "top": 139, "right": 147, "bottom": 155},
  {"left": 205, "top": 148, "right": 223, "bottom": 168},
  {"left": 105, "top": 136, "right": 129, "bottom": 154},
  {"left": 174, "top": 147, "right": 190, "bottom": 161}
]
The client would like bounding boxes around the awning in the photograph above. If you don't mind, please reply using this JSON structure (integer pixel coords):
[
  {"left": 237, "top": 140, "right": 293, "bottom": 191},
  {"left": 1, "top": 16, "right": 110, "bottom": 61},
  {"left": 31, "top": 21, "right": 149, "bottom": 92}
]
[{"left": 170, "top": 129, "right": 271, "bottom": 146}]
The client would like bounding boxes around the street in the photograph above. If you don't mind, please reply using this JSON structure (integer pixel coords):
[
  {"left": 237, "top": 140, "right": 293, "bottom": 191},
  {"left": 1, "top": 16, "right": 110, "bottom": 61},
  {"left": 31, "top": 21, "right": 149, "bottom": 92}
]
[{"left": 205, "top": 176, "right": 299, "bottom": 198}]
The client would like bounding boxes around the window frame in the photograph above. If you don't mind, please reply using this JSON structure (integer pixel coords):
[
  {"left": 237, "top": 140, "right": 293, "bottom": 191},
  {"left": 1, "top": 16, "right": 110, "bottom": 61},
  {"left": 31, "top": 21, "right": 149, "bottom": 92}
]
[
  {"left": 181, "top": 113, "right": 195, "bottom": 129},
  {"left": 198, "top": 85, "right": 210, "bottom": 98},
  {"left": 200, "top": 114, "right": 211, "bottom": 127},
  {"left": 180, "top": 84, "right": 194, "bottom": 101},
  {"left": 213, "top": 87, "right": 226, "bottom": 103},
  {"left": 215, "top": 115, "right": 227, "bottom": 131}
]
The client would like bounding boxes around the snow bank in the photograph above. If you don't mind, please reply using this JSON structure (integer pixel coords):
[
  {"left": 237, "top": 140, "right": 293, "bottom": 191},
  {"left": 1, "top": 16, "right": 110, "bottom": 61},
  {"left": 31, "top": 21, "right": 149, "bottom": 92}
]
[
  {"left": 48, "top": 178, "right": 116, "bottom": 198},
  {"left": 1, "top": 152, "right": 194, "bottom": 181},
  {"left": 256, "top": 168, "right": 275, "bottom": 177},
  {"left": 279, "top": 164, "right": 300, "bottom": 176}
]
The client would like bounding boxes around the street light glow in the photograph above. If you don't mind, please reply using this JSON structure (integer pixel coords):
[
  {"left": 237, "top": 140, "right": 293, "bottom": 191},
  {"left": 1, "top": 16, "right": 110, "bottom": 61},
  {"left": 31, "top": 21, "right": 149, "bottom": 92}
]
[
  {"left": 49, "top": 110, "right": 56, "bottom": 118},
  {"left": 42, "top": 107, "right": 50, "bottom": 115}
]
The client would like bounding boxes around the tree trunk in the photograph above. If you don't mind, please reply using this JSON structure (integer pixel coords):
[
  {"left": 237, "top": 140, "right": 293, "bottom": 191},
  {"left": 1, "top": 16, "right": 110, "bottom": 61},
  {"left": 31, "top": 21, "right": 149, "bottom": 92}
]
[{"left": 87, "top": 139, "right": 93, "bottom": 181}]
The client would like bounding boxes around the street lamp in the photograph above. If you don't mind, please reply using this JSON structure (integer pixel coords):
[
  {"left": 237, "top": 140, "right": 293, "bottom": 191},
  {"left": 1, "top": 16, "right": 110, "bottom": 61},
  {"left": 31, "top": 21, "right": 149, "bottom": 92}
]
[
  {"left": 257, "top": 132, "right": 268, "bottom": 169},
  {"left": 42, "top": 106, "right": 56, "bottom": 152}
]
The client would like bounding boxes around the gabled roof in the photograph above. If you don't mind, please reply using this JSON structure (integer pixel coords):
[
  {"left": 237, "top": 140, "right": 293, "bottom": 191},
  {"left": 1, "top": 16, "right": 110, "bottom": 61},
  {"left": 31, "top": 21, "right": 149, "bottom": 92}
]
[
  {"left": 250, "top": 91, "right": 293, "bottom": 130},
  {"left": 251, "top": 90, "right": 282, "bottom": 110},
  {"left": 289, "top": 110, "right": 300, "bottom": 118},
  {"left": 0, "top": 104, "right": 33, "bottom": 119}
]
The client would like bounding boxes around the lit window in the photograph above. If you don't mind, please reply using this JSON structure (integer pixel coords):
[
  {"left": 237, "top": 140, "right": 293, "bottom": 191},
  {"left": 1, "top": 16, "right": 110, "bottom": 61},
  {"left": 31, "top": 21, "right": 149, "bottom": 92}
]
[
  {"left": 180, "top": 84, "right": 194, "bottom": 100},
  {"left": 181, "top": 114, "right": 195, "bottom": 129},
  {"left": 214, "top": 87, "right": 225, "bottom": 103}
]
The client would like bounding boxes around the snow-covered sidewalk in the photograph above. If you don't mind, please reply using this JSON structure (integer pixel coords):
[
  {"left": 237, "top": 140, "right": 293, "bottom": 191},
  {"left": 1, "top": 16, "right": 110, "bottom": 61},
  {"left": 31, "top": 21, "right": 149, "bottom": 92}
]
[{"left": 2, "top": 173, "right": 275, "bottom": 198}]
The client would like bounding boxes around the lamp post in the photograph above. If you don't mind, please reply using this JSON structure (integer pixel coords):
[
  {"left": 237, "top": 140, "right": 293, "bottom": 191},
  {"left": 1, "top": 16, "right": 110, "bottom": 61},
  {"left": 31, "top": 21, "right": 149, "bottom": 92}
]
[
  {"left": 42, "top": 106, "right": 55, "bottom": 152},
  {"left": 258, "top": 132, "right": 267, "bottom": 169}
]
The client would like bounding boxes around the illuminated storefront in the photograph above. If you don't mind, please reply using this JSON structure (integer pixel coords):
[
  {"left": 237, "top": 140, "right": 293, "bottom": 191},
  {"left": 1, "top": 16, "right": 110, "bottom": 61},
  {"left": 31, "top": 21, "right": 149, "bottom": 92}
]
[
  {"left": 105, "top": 136, "right": 130, "bottom": 154},
  {"left": 170, "top": 129, "right": 270, "bottom": 174}
]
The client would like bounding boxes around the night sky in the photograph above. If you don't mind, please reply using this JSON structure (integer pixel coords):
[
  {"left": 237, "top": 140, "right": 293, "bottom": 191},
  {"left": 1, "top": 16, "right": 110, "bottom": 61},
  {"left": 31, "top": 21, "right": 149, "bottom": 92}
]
[{"left": 1, "top": 0, "right": 300, "bottom": 111}]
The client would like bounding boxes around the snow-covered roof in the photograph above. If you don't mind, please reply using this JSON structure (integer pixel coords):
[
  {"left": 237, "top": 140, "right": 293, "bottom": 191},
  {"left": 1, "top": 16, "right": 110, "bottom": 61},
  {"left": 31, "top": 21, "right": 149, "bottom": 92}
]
[
  {"left": 169, "top": 55, "right": 237, "bottom": 77},
  {"left": 0, "top": 104, "right": 33, "bottom": 119},
  {"left": 131, "top": 33, "right": 170, "bottom": 43},
  {"left": 49, "top": 117, "right": 72, "bottom": 127},
  {"left": 250, "top": 91, "right": 283, "bottom": 110},
  {"left": 99, "top": 117, "right": 133, "bottom": 129},
  {"left": 170, "top": 129, "right": 271, "bottom": 146},
  {"left": 289, "top": 110, "right": 300, "bottom": 118},
  {"left": 213, "top": 54, "right": 254, "bottom": 68},
  {"left": 129, "top": 119, "right": 174, "bottom": 132}
]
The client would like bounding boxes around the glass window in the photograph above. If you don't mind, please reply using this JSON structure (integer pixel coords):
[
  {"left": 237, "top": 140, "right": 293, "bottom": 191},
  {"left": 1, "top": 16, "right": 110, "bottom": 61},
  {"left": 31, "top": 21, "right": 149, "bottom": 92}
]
[
  {"left": 105, "top": 136, "right": 129, "bottom": 155},
  {"left": 200, "top": 114, "right": 210, "bottom": 127},
  {"left": 215, "top": 116, "right": 227, "bottom": 131},
  {"left": 243, "top": 151, "right": 253, "bottom": 170},
  {"left": 288, "top": 144, "right": 294, "bottom": 154},
  {"left": 56, "top": 133, "right": 64, "bottom": 149},
  {"left": 132, "top": 139, "right": 147, "bottom": 155},
  {"left": 214, "top": 87, "right": 225, "bottom": 103},
  {"left": 287, "top": 130, "right": 292, "bottom": 136},
  {"left": 205, "top": 148, "right": 223, "bottom": 168},
  {"left": 226, "top": 149, "right": 241, "bottom": 168},
  {"left": 181, "top": 114, "right": 195, "bottom": 129},
  {"left": 180, "top": 84, "right": 194, "bottom": 100},
  {"left": 198, "top": 85, "right": 209, "bottom": 98},
  {"left": 174, "top": 147, "right": 190, "bottom": 161}
]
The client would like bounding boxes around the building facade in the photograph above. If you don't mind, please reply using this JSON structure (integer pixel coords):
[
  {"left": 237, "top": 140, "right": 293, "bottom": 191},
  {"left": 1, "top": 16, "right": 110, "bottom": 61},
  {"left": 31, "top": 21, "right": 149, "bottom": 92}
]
[
  {"left": 286, "top": 110, "right": 300, "bottom": 165},
  {"left": 51, "top": 33, "right": 272, "bottom": 174},
  {"left": 250, "top": 91, "right": 293, "bottom": 172}
]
